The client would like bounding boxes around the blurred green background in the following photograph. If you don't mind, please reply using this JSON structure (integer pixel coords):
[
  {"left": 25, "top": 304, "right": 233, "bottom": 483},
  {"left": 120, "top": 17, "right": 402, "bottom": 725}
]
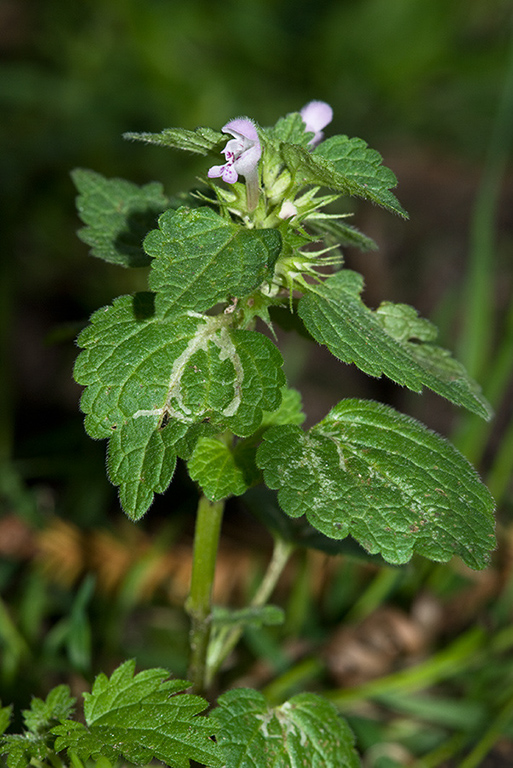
[{"left": 1, "top": 0, "right": 513, "bottom": 759}]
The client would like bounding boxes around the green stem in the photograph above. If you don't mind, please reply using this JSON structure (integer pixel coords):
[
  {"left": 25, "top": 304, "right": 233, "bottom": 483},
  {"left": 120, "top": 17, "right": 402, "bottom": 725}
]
[
  {"left": 206, "top": 537, "right": 294, "bottom": 688},
  {"left": 185, "top": 494, "right": 225, "bottom": 694}
]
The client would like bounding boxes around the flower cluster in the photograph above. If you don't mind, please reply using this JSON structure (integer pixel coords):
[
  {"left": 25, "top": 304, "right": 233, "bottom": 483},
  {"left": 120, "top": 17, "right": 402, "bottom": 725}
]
[{"left": 208, "top": 100, "right": 332, "bottom": 214}]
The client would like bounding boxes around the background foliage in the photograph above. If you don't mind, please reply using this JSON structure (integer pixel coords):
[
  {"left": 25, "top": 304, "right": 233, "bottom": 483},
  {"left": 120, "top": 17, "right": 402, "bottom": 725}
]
[{"left": 1, "top": 0, "right": 513, "bottom": 765}]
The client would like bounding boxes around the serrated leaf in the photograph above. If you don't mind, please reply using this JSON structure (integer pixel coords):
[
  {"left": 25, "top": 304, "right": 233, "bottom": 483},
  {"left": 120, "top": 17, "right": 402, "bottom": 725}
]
[
  {"left": 53, "top": 661, "right": 221, "bottom": 768},
  {"left": 1, "top": 734, "right": 46, "bottom": 768},
  {"left": 261, "top": 386, "right": 305, "bottom": 429},
  {"left": 107, "top": 416, "right": 188, "bottom": 519},
  {"left": 298, "top": 270, "right": 492, "bottom": 420},
  {"left": 257, "top": 399, "right": 496, "bottom": 568},
  {"left": 188, "top": 437, "right": 249, "bottom": 501},
  {"left": 218, "top": 388, "right": 306, "bottom": 494},
  {"left": 266, "top": 112, "right": 314, "bottom": 147},
  {"left": 72, "top": 169, "right": 169, "bottom": 267},
  {"left": 1, "top": 687, "right": 75, "bottom": 768},
  {"left": 145, "top": 207, "right": 282, "bottom": 314},
  {"left": 75, "top": 295, "right": 284, "bottom": 437},
  {"left": 376, "top": 300, "right": 438, "bottom": 342},
  {"left": 213, "top": 688, "right": 360, "bottom": 768},
  {"left": 75, "top": 294, "right": 284, "bottom": 517},
  {"left": 306, "top": 213, "right": 378, "bottom": 251},
  {"left": 314, "top": 134, "right": 408, "bottom": 217},
  {"left": 22, "top": 685, "right": 76, "bottom": 733},
  {"left": 280, "top": 138, "right": 408, "bottom": 217},
  {"left": 123, "top": 125, "right": 225, "bottom": 154},
  {"left": 212, "top": 604, "right": 285, "bottom": 629},
  {"left": 243, "top": 486, "right": 386, "bottom": 563}
]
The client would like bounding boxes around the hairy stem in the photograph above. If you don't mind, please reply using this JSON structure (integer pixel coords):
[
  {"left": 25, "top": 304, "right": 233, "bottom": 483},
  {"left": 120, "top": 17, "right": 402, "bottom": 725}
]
[{"left": 186, "top": 494, "right": 225, "bottom": 694}]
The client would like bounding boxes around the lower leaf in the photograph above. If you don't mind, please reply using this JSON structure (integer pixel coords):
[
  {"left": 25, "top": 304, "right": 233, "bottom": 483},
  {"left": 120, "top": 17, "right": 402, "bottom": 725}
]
[
  {"left": 212, "top": 688, "right": 360, "bottom": 768},
  {"left": 257, "top": 399, "right": 495, "bottom": 568},
  {"left": 107, "top": 417, "right": 188, "bottom": 520},
  {"left": 52, "top": 660, "right": 221, "bottom": 768},
  {"left": 188, "top": 437, "right": 250, "bottom": 501}
]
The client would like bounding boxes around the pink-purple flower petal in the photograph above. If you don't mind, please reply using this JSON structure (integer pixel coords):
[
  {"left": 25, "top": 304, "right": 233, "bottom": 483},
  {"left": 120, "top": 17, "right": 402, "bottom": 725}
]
[
  {"left": 208, "top": 118, "right": 261, "bottom": 186},
  {"left": 300, "top": 100, "right": 333, "bottom": 147}
]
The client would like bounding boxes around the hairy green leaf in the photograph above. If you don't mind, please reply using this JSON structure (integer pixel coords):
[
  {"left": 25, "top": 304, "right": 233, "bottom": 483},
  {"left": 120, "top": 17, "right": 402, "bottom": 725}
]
[
  {"left": 261, "top": 386, "right": 306, "bottom": 429},
  {"left": 266, "top": 111, "right": 314, "bottom": 147},
  {"left": 213, "top": 688, "right": 360, "bottom": 768},
  {"left": 281, "top": 138, "right": 407, "bottom": 217},
  {"left": 52, "top": 660, "right": 221, "bottom": 768},
  {"left": 188, "top": 437, "right": 249, "bottom": 501},
  {"left": 123, "top": 125, "right": 225, "bottom": 154},
  {"left": 22, "top": 685, "right": 76, "bottom": 733},
  {"left": 72, "top": 169, "right": 169, "bottom": 267},
  {"left": 1, "top": 686, "right": 75, "bottom": 768},
  {"left": 75, "top": 295, "right": 284, "bottom": 438},
  {"left": 107, "top": 416, "right": 188, "bottom": 519},
  {"left": 306, "top": 213, "right": 378, "bottom": 251},
  {"left": 257, "top": 399, "right": 495, "bottom": 568},
  {"left": 243, "top": 486, "right": 386, "bottom": 562},
  {"left": 298, "top": 271, "right": 492, "bottom": 420},
  {"left": 145, "top": 207, "right": 282, "bottom": 314},
  {"left": 74, "top": 293, "right": 284, "bottom": 517}
]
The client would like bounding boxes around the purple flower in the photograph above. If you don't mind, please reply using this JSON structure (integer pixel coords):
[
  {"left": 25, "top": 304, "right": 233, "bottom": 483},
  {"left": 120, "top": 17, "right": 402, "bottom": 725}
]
[
  {"left": 300, "top": 101, "right": 333, "bottom": 147},
  {"left": 208, "top": 118, "right": 261, "bottom": 185}
]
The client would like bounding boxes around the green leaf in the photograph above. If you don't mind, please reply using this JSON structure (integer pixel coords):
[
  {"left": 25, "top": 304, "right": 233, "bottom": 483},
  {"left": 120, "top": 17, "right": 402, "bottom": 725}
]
[
  {"left": 266, "top": 111, "right": 314, "bottom": 147},
  {"left": 145, "top": 207, "right": 282, "bottom": 314},
  {"left": 174, "top": 421, "right": 220, "bottom": 461},
  {"left": 280, "top": 138, "right": 408, "bottom": 217},
  {"left": 53, "top": 661, "right": 221, "bottom": 768},
  {"left": 212, "top": 604, "right": 285, "bottom": 629},
  {"left": 257, "top": 399, "right": 496, "bottom": 568},
  {"left": 243, "top": 486, "right": 386, "bottom": 563},
  {"left": 1, "top": 734, "right": 43, "bottom": 768},
  {"left": 188, "top": 437, "right": 249, "bottom": 502},
  {"left": 22, "top": 686, "right": 76, "bottom": 733},
  {"left": 1, "top": 686, "right": 75, "bottom": 768},
  {"left": 72, "top": 169, "right": 169, "bottom": 267},
  {"left": 306, "top": 213, "right": 378, "bottom": 251},
  {"left": 213, "top": 688, "right": 360, "bottom": 768},
  {"left": 75, "top": 295, "right": 284, "bottom": 438},
  {"left": 216, "top": 388, "right": 306, "bottom": 495},
  {"left": 376, "top": 300, "right": 438, "bottom": 342},
  {"left": 74, "top": 294, "right": 284, "bottom": 517},
  {"left": 261, "top": 386, "right": 305, "bottom": 429},
  {"left": 0, "top": 705, "right": 11, "bottom": 737},
  {"left": 298, "top": 270, "right": 492, "bottom": 420},
  {"left": 123, "top": 125, "right": 225, "bottom": 154},
  {"left": 315, "top": 134, "right": 408, "bottom": 217},
  {"left": 107, "top": 416, "right": 188, "bottom": 520}
]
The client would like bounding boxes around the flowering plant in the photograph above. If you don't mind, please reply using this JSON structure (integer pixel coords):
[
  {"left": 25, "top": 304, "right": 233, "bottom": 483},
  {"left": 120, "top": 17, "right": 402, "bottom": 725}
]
[{"left": 0, "top": 102, "right": 494, "bottom": 768}]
